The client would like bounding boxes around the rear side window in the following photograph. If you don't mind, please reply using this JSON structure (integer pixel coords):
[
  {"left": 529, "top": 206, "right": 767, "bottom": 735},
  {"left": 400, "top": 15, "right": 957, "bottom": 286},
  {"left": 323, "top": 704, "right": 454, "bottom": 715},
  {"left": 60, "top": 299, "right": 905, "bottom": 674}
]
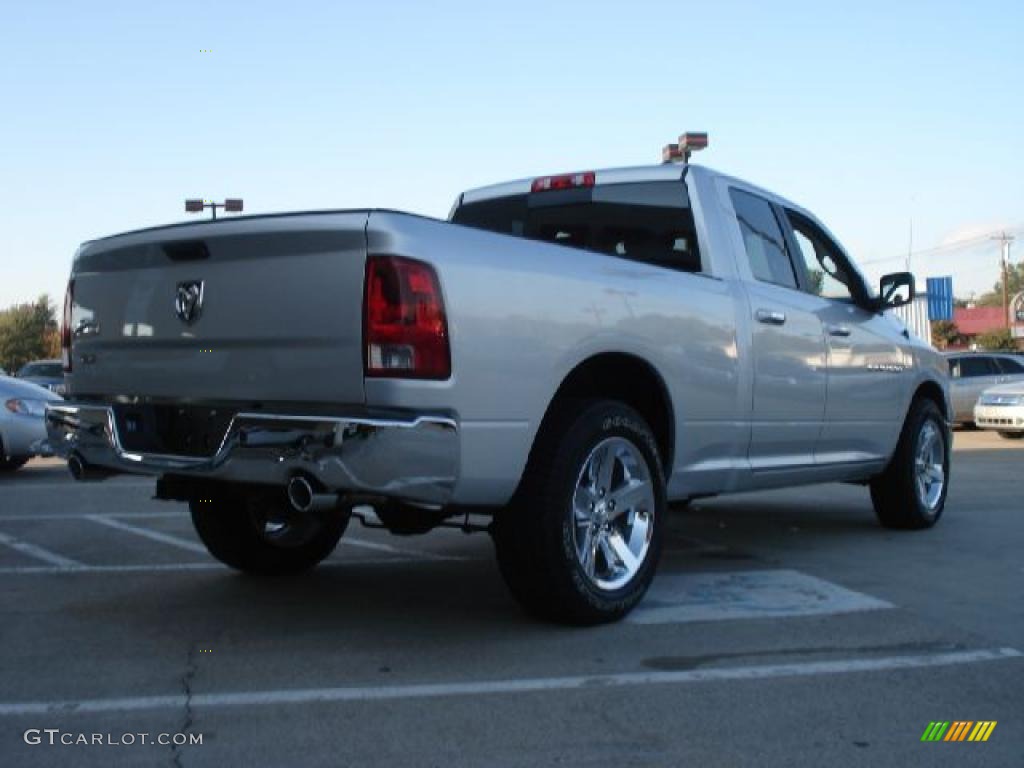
[
  {"left": 729, "top": 188, "right": 798, "bottom": 289},
  {"left": 452, "top": 182, "right": 702, "bottom": 273}
]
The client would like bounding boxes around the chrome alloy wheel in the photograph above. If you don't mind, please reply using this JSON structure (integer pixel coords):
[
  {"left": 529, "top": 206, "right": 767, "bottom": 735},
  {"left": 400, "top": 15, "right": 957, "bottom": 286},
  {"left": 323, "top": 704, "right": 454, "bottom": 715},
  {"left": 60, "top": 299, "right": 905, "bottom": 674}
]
[
  {"left": 914, "top": 420, "right": 945, "bottom": 512},
  {"left": 571, "top": 436, "right": 656, "bottom": 591}
]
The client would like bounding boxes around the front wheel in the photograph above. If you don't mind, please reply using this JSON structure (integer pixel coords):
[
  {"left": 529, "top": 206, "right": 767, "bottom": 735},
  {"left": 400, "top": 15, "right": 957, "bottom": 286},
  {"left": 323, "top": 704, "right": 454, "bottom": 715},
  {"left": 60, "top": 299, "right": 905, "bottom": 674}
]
[
  {"left": 997, "top": 431, "right": 1024, "bottom": 440},
  {"left": 0, "top": 436, "right": 29, "bottom": 472},
  {"left": 870, "top": 399, "right": 950, "bottom": 529},
  {"left": 190, "top": 488, "right": 349, "bottom": 575},
  {"left": 493, "top": 400, "right": 666, "bottom": 624},
  {"left": 0, "top": 456, "right": 29, "bottom": 472}
]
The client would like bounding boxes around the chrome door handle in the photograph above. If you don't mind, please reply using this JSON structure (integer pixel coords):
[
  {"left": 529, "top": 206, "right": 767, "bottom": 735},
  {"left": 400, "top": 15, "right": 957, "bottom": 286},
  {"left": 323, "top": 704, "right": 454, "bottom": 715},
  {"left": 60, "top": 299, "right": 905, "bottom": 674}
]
[
  {"left": 826, "top": 324, "right": 852, "bottom": 338},
  {"left": 755, "top": 309, "right": 786, "bottom": 326}
]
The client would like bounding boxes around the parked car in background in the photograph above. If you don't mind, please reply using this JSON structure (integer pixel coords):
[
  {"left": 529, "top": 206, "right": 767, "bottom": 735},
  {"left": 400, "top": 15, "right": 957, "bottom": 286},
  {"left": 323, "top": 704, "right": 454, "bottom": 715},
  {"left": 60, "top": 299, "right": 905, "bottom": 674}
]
[
  {"left": 1, "top": 375, "right": 61, "bottom": 471},
  {"left": 974, "top": 381, "right": 1024, "bottom": 439},
  {"left": 15, "top": 359, "right": 65, "bottom": 395},
  {"left": 945, "top": 352, "right": 1024, "bottom": 424}
]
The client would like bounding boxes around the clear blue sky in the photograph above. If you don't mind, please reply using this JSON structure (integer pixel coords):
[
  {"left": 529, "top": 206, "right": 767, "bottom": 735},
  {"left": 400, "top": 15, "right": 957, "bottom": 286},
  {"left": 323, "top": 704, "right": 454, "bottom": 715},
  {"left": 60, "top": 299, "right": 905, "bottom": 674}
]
[{"left": 1, "top": 0, "right": 1021, "bottom": 307}]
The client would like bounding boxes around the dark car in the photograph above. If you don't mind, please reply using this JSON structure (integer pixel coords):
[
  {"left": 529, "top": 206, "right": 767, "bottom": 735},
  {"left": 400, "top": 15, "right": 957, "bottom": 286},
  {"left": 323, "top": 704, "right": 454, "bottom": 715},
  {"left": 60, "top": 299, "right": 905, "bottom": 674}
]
[{"left": 15, "top": 359, "right": 64, "bottom": 394}]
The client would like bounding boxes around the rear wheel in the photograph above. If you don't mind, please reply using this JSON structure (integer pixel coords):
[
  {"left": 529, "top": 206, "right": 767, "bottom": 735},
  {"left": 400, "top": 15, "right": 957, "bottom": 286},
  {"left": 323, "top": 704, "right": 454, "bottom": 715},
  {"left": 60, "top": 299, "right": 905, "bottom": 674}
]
[
  {"left": 190, "top": 488, "right": 349, "bottom": 574},
  {"left": 870, "top": 399, "right": 949, "bottom": 530},
  {"left": 997, "top": 431, "right": 1023, "bottom": 440},
  {"left": 493, "top": 399, "right": 665, "bottom": 624}
]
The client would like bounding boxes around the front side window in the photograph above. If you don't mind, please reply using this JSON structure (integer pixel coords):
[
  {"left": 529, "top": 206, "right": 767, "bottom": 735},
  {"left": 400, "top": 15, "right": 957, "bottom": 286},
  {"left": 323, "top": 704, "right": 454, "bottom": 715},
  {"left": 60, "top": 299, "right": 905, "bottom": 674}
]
[
  {"left": 954, "top": 357, "right": 997, "bottom": 378},
  {"left": 785, "top": 210, "right": 859, "bottom": 302},
  {"left": 729, "top": 188, "right": 798, "bottom": 289}
]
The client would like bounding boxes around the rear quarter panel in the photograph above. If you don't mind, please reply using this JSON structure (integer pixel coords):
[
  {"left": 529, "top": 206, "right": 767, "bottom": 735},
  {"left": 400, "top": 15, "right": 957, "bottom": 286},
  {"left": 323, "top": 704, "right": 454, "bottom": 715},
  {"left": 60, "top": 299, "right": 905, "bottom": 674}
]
[{"left": 365, "top": 212, "right": 747, "bottom": 506}]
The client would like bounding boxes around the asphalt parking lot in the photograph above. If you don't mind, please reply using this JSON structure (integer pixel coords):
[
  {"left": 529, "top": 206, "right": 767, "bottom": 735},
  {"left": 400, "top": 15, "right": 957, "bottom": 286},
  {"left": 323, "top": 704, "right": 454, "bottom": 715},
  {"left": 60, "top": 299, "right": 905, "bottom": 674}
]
[{"left": 0, "top": 430, "right": 1021, "bottom": 767}]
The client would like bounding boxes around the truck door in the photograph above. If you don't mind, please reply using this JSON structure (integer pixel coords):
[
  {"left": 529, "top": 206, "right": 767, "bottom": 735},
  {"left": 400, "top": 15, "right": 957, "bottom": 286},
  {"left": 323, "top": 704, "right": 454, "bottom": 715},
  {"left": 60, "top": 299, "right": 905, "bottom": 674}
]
[
  {"left": 779, "top": 208, "right": 908, "bottom": 463},
  {"left": 728, "top": 187, "right": 827, "bottom": 471}
]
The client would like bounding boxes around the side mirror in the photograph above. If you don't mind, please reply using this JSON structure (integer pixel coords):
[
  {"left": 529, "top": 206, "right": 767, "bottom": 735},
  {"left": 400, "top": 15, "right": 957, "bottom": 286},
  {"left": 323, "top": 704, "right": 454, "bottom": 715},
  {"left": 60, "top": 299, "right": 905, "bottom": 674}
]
[{"left": 874, "top": 272, "right": 915, "bottom": 311}]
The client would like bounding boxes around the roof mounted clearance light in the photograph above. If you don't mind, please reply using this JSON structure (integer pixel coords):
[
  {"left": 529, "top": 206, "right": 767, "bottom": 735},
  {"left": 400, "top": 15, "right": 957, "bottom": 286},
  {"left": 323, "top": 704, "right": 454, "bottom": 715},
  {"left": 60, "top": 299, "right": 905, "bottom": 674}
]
[
  {"left": 662, "top": 131, "right": 709, "bottom": 164},
  {"left": 530, "top": 171, "right": 596, "bottom": 193}
]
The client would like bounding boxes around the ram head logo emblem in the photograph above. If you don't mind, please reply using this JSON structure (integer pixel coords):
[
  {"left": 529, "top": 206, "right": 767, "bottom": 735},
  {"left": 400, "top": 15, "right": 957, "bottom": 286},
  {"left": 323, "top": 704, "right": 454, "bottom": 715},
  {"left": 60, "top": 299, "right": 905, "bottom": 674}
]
[{"left": 175, "top": 280, "right": 205, "bottom": 325}]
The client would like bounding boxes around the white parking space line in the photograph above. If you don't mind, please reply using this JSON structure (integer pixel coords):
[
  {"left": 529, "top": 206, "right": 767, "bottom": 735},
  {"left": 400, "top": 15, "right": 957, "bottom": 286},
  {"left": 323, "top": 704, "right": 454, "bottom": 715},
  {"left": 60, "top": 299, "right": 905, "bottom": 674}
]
[
  {"left": 341, "top": 537, "right": 466, "bottom": 561},
  {"left": 0, "top": 557, "right": 441, "bottom": 576},
  {"left": 0, "top": 648, "right": 1018, "bottom": 716},
  {"left": 0, "top": 482, "right": 153, "bottom": 491},
  {"left": 629, "top": 570, "right": 892, "bottom": 625},
  {"left": 84, "top": 515, "right": 207, "bottom": 555},
  {"left": 0, "top": 511, "right": 186, "bottom": 522},
  {"left": 0, "top": 530, "right": 82, "bottom": 568},
  {"left": 81, "top": 514, "right": 464, "bottom": 562}
]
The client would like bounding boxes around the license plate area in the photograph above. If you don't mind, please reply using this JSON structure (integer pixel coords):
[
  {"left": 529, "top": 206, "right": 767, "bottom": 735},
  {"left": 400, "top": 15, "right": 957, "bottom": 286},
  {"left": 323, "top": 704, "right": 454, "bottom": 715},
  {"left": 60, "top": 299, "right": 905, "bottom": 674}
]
[{"left": 113, "top": 405, "right": 238, "bottom": 457}]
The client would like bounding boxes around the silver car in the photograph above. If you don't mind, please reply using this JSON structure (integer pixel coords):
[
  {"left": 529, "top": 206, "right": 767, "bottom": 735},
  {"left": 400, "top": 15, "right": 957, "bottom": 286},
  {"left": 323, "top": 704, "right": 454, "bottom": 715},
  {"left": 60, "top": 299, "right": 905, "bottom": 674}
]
[
  {"left": 1, "top": 375, "right": 61, "bottom": 471},
  {"left": 974, "top": 381, "right": 1024, "bottom": 439},
  {"left": 946, "top": 352, "right": 1024, "bottom": 424}
]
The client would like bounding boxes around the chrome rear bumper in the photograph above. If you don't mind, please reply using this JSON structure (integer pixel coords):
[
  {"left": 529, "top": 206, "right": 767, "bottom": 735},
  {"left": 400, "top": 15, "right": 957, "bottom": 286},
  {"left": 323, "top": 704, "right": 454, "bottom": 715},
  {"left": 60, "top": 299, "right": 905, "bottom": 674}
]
[{"left": 45, "top": 403, "right": 459, "bottom": 505}]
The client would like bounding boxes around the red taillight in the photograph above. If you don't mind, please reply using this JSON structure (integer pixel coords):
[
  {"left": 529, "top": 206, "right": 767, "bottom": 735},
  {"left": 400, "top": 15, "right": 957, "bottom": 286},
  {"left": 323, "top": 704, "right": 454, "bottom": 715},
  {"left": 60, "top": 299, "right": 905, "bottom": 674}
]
[
  {"left": 364, "top": 256, "right": 450, "bottom": 379},
  {"left": 61, "top": 279, "right": 74, "bottom": 373},
  {"left": 530, "top": 171, "right": 595, "bottom": 194}
]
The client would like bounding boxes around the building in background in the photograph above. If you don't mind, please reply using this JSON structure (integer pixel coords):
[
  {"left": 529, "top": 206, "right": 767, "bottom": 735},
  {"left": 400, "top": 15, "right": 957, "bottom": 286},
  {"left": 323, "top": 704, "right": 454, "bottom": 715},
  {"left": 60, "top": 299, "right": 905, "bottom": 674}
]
[{"left": 953, "top": 306, "right": 1013, "bottom": 347}]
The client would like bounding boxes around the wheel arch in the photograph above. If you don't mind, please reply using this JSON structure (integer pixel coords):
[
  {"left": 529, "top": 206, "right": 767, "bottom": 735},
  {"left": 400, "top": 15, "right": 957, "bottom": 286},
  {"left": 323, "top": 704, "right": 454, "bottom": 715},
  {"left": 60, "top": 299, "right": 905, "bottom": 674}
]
[
  {"left": 912, "top": 378, "right": 951, "bottom": 424},
  {"left": 535, "top": 352, "right": 675, "bottom": 472}
]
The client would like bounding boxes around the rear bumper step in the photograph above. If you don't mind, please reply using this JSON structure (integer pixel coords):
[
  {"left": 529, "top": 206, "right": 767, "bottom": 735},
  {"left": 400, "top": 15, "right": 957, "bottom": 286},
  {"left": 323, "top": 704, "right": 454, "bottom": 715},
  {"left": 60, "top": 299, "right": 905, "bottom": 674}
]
[{"left": 45, "top": 403, "right": 459, "bottom": 505}]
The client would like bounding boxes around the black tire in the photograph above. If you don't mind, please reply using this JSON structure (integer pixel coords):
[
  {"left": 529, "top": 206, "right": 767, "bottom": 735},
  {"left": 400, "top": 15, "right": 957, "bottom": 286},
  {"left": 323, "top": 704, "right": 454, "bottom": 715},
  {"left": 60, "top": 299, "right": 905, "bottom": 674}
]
[
  {"left": 997, "top": 431, "right": 1024, "bottom": 440},
  {"left": 0, "top": 437, "right": 29, "bottom": 472},
  {"left": 870, "top": 398, "right": 950, "bottom": 530},
  {"left": 0, "top": 456, "right": 29, "bottom": 472},
  {"left": 190, "top": 487, "right": 348, "bottom": 575},
  {"left": 492, "top": 399, "right": 666, "bottom": 625}
]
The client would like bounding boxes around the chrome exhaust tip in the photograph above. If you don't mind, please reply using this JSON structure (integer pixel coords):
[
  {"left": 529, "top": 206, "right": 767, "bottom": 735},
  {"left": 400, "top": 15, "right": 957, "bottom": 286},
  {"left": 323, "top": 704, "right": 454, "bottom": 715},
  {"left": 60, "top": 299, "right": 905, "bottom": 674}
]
[{"left": 287, "top": 475, "right": 338, "bottom": 513}]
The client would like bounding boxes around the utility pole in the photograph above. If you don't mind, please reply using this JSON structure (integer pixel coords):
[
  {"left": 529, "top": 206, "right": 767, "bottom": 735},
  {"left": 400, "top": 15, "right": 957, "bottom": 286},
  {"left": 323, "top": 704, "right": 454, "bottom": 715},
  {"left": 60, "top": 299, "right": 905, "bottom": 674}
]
[{"left": 991, "top": 232, "right": 1015, "bottom": 329}]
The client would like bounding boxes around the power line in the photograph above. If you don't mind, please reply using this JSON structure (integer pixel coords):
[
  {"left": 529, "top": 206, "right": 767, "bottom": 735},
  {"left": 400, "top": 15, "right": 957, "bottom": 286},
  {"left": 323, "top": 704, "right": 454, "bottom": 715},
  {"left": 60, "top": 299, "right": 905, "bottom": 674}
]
[{"left": 860, "top": 224, "right": 1024, "bottom": 266}]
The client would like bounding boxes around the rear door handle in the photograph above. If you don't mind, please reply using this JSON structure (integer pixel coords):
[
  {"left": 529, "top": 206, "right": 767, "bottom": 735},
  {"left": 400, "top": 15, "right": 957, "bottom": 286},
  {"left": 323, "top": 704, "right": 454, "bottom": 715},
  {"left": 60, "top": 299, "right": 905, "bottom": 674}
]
[
  {"left": 826, "top": 324, "right": 852, "bottom": 338},
  {"left": 755, "top": 309, "right": 786, "bottom": 326}
]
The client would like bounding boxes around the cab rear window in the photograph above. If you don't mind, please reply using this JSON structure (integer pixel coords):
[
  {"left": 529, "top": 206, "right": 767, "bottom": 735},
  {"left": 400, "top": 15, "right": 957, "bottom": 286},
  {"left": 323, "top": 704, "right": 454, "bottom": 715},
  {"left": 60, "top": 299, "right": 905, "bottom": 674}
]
[{"left": 452, "top": 181, "right": 702, "bottom": 273}]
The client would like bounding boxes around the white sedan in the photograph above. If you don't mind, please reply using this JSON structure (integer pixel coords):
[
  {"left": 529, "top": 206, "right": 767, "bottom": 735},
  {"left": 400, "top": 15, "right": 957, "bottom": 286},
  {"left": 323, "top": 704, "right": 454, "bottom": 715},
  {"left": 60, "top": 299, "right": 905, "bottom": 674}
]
[
  {"left": 0, "top": 375, "right": 62, "bottom": 471},
  {"left": 974, "top": 382, "right": 1024, "bottom": 440}
]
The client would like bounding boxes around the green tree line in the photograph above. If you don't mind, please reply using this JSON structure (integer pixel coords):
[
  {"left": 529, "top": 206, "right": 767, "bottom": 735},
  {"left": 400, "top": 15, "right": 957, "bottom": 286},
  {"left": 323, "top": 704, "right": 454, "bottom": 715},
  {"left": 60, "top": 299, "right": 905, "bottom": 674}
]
[{"left": 0, "top": 296, "right": 60, "bottom": 374}]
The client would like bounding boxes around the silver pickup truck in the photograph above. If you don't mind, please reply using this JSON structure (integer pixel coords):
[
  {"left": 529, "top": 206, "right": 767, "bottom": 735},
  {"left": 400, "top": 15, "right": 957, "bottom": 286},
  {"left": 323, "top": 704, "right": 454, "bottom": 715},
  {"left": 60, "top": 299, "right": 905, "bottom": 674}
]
[{"left": 46, "top": 160, "right": 952, "bottom": 624}]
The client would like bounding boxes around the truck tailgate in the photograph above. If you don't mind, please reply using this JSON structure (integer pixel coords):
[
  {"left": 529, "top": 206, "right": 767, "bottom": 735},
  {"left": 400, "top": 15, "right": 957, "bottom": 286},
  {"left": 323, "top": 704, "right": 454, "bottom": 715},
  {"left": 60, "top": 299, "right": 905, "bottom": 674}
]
[{"left": 68, "top": 212, "right": 369, "bottom": 405}]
